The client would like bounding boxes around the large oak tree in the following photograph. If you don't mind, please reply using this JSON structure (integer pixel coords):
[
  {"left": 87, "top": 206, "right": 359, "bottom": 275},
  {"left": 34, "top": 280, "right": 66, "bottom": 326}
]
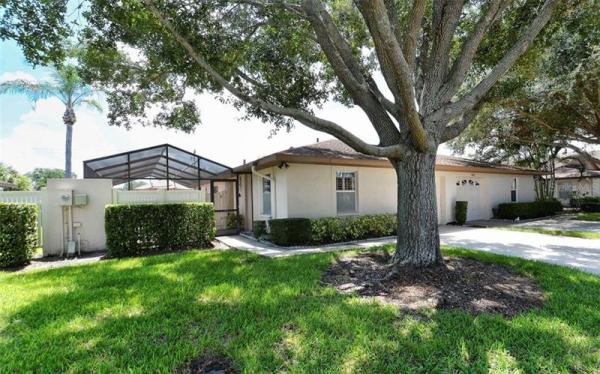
[{"left": 2, "top": 0, "right": 565, "bottom": 267}]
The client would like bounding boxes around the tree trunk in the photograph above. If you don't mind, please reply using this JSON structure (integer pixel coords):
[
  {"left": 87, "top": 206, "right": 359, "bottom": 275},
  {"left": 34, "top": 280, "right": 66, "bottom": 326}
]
[
  {"left": 63, "top": 106, "right": 76, "bottom": 178},
  {"left": 65, "top": 124, "right": 73, "bottom": 178},
  {"left": 391, "top": 153, "right": 442, "bottom": 267}
]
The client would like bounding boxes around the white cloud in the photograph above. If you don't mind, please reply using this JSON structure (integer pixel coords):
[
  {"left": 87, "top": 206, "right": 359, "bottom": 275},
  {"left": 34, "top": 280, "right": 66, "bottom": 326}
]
[{"left": 0, "top": 71, "right": 37, "bottom": 82}]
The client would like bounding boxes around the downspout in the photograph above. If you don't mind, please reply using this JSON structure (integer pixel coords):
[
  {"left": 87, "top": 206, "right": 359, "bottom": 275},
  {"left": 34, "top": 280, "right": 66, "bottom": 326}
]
[{"left": 251, "top": 165, "right": 276, "bottom": 222}]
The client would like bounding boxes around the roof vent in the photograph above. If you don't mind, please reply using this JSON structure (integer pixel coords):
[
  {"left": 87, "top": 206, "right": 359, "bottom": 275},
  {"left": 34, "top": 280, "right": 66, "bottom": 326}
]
[
  {"left": 243, "top": 159, "right": 246, "bottom": 165},
  {"left": 316, "top": 138, "right": 319, "bottom": 143}
]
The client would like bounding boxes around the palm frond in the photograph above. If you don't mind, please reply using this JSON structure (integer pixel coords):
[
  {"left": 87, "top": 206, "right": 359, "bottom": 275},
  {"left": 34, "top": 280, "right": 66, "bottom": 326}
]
[
  {"left": 0, "top": 80, "right": 62, "bottom": 103},
  {"left": 81, "top": 99, "right": 103, "bottom": 112}
]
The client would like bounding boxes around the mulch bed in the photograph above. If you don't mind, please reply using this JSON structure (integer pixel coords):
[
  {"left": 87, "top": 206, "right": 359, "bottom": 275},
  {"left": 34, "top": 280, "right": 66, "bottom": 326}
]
[
  {"left": 321, "top": 251, "right": 545, "bottom": 317},
  {"left": 177, "top": 354, "right": 238, "bottom": 374}
]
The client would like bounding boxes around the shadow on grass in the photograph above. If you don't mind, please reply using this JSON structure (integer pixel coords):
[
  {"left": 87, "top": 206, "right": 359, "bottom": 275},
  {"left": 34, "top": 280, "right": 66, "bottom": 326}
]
[{"left": 0, "top": 248, "right": 599, "bottom": 372}]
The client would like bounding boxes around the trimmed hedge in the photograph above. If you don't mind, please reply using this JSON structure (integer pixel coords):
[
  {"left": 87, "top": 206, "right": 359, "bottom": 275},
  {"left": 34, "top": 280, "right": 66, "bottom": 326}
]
[
  {"left": 105, "top": 203, "right": 215, "bottom": 257},
  {"left": 496, "top": 200, "right": 563, "bottom": 220},
  {"left": 269, "top": 218, "right": 312, "bottom": 246},
  {"left": 571, "top": 197, "right": 600, "bottom": 212},
  {"left": 311, "top": 214, "right": 396, "bottom": 245},
  {"left": 269, "top": 213, "right": 397, "bottom": 246},
  {"left": 455, "top": 201, "right": 468, "bottom": 225},
  {"left": 581, "top": 202, "right": 600, "bottom": 212},
  {"left": 0, "top": 203, "right": 38, "bottom": 268}
]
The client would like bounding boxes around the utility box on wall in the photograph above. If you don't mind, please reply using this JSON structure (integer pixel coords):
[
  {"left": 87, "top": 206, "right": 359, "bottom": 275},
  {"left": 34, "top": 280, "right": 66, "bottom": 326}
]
[
  {"left": 74, "top": 193, "right": 88, "bottom": 206},
  {"left": 43, "top": 179, "right": 113, "bottom": 256},
  {"left": 58, "top": 190, "right": 73, "bottom": 206}
]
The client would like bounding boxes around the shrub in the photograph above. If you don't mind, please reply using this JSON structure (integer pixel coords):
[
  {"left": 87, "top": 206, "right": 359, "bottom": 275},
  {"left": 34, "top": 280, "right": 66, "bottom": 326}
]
[
  {"left": 268, "top": 214, "right": 398, "bottom": 247},
  {"left": 310, "top": 214, "right": 396, "bottom": 245},
  {"left": 496, "top": 200, "right": 563, "bottom": 220},
  {"left": 0, "top": 203, "right": 38, "bottom": 268},
  {"left": 105, "top": 203, "right": 215, "bottom": 257},
  {"left": 252, "top": 220, "right": 266, "bottom": 239},
  {"left": 580, "top": 202, "right": 600, "bottom": 212},
  {"left": 226, "top": 213, "right": 243, "bottom": 230},
  {"left": 269, "top": 218, "right": 312, "bottom": 246},
  {"left": 455, "top": 201, "right": 468, "bottom": 225},
  {"left": 570, "top": 196, "right": 600, "bottom": 208}
]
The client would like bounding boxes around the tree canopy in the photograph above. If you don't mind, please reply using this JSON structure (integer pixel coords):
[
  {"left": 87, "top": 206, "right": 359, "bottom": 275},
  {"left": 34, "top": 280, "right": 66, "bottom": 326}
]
[
  {"left": 453, "top": 0, "right": 599, "bottom": 165},
  {"left": 0, "top": 163, "right": 32, "bottom": 191},
  {"left": 26, "top": 168, "right": 73, "bottom": 190}
]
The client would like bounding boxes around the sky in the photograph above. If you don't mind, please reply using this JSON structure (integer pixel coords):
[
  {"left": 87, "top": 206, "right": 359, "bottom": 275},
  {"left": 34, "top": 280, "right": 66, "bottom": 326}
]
[{"left": 0, "top": 39, "right": 454, "bottom": 177}]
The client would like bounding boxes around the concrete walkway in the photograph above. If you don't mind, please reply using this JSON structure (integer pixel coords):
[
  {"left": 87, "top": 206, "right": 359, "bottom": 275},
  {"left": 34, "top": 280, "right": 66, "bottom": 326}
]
[
  {"left": 442, "top": 226, "right": 600, "bottom": 275},
  {"left": 513, "top": 216, "right": 600, "bottom": 233},
  {"left": 217, "top": 226, "right": 600, "bottom": 275},
  {"left": 215, "top": 235, "right": 396, "bottom": 257}
]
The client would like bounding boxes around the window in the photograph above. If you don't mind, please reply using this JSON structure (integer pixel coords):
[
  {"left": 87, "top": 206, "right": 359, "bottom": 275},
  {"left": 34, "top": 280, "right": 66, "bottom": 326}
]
[
  {"left": 511, "top": 178, "right": 518, "bottom": 202},
  {"left": 262, "top": 175, "right": 271, "bottom": 216},
  {"left": 558, "top": 182, "right": 573, "bottom": 200},
  {"left": 336, "top": 172, "right": 356, "bottom": 214}
]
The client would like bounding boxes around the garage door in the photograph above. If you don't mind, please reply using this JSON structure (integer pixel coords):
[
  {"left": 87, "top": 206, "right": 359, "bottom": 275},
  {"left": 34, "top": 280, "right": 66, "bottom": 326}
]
[{"left": 456, "top": 177, "right": 488, "bottom": 221}]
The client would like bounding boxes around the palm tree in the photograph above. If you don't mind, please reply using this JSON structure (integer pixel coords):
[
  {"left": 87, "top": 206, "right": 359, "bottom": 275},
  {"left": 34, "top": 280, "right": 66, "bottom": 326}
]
[{"left": 0, "top": 65, "right": 101, "bottom": 178}]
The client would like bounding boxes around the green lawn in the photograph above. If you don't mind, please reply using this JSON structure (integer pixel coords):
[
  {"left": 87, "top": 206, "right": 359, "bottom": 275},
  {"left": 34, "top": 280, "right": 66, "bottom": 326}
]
[
  {"left": 504, "top": 226, "right": 600, "bottom": 239},
  {"left": 576, "top": 212, "right": 600, "bottom": 222},
  {"left": 1, "top": 247, "right": 599, "bottom": 373}
]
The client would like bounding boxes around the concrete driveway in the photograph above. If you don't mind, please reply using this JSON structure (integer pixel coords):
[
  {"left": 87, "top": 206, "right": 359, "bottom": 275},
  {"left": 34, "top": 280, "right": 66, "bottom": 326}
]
[{"left": 440, "top": 225, "right": 600, "bottom": 275}]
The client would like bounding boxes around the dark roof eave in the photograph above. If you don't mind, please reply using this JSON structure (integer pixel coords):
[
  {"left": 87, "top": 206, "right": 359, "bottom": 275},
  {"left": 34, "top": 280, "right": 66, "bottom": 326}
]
[{"left": 232, "top": 153, "right": 544, "bottom": 176}]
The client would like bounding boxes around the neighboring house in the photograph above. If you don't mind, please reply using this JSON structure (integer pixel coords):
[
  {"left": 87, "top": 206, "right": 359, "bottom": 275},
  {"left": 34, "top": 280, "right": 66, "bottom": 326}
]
[
  {"left": 0, "top": 181, "right": 17, "bottom": 191},
  {"left": 234, "top": 139, "right": 541, "bottom": 229},
  {"left": 554, "top": 152, "right": 600, "bottom": 204}
]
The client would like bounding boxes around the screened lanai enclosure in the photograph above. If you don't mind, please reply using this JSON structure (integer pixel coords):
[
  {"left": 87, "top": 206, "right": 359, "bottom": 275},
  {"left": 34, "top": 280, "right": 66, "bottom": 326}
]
[{"left": 83, "top": 144, "right": 240, "bottom": 234}]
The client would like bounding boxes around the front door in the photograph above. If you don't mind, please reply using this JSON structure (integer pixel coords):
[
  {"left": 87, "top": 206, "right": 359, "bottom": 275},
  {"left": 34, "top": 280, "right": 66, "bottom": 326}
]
[{"left": 456, "top": 177, "right": 488, "bottom": 221}]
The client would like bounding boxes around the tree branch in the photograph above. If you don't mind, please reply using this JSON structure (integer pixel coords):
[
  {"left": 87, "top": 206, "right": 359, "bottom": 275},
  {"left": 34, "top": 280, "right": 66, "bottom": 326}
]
[
  {"left": 440, "top": 106, "right": 479, "bottom": 142},
  {"left": 355, "top": 0, "right": 429, "bottom": 152},
  {"left": 301, "top": 0, "right": 401, "bottom": 145},
  {"left": 140, "top": 0, "right": 405, "bottom": 158},
  {"left": 428, "top": 0, "right": 561, "bottom": 125},
  {"left": 422, "top": 0, "right": 466, "bottom": 113},
  {"left": 402, "top": 0, "right": 426, "bottom": 72},
  {"left": 436, "top": 0, "right": 512, "bottom": 104}
]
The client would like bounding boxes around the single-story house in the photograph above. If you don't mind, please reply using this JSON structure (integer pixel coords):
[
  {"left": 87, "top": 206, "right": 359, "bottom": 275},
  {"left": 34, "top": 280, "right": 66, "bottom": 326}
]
[
  {"left": 234, "top": 139, "right": 542, "bottom": 230},
  {"left": 554, "top": 152, "right": 600, "bottom": 204}
]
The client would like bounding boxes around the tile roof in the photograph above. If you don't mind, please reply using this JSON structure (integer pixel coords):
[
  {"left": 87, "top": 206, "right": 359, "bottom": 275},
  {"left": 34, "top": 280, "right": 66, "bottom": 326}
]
[{"left": 234, "top": 139, "right": 541, "bottom": 174}]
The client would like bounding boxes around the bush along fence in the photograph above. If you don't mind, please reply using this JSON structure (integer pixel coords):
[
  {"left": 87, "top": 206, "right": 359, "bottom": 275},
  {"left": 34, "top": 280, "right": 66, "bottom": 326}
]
[
  {"left": 0, "top": 203, "right": 39, "bottom": 268},
  {"left": 105, "top": 203, "right": 215, "bottom": 257},
  {"left": 496, "top": 200, "right": 563, "bottom": 220},
  {"left": 261, "top": 213, "right": 397, "bottom": 246}
]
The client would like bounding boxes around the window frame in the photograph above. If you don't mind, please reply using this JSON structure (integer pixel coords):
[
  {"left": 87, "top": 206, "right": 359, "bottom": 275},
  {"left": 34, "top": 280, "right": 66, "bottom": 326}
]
[
  {"left": 335, "top": 170, "right": 358, "bottom": 215},
  {"left": 261, "top": 174, "right": 272, "bottom": 216},
  {"left": 510, "top": 178, "right": 518, "bottom": 202}
]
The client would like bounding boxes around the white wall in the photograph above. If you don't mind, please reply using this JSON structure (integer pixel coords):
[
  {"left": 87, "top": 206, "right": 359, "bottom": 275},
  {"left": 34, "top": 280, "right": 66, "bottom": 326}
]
[
  {"left": 256, "top": 163, "right": 397, "bottom": 219},
  {"left": 43, "top": 179, "right": 113, "bottom": 256},
  {"left": 251, "top": 166, "right": 288, "bottom": 221},
  {"left": 251, "top": 163, "right": 538, "bottom": 224},
  {"left": 437, "top": 171, "right": 536, "bottom": 223}
]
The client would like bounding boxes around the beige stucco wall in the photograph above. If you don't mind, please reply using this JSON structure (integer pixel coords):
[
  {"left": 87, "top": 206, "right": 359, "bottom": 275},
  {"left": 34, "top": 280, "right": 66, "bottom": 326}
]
[
  {"left": 43, "top": 179, "right": 114, "bottom": 256},
  {"left": 251, "top": 166, "right": 289, "bottom": 221},
  {"left": 250, "top": 163, "right": 537, "bottom": 224},
  {"left": 437, "top": 171, "right": 536, "bottom": 223}
]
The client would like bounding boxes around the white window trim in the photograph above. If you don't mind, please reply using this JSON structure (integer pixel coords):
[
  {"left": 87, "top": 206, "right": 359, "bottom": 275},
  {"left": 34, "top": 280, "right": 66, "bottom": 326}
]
[
  {"left": 334, "top": 170, "right": 358, "bottom": 215},
  {"left": 260, "top": 174, "right": 272, "bottom": 217}
]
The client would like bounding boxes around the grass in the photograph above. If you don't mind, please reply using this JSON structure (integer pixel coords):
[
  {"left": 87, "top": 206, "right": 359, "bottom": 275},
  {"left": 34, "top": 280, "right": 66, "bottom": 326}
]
[
  {"left": 576, "top": 212, "right": 600, "bottom": 222},
  {"left": 503, "top": 226, "right": 600, "bottom": 239},
  {"left": 1, "top": 247, "right": 599, "bottom": 373}
]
